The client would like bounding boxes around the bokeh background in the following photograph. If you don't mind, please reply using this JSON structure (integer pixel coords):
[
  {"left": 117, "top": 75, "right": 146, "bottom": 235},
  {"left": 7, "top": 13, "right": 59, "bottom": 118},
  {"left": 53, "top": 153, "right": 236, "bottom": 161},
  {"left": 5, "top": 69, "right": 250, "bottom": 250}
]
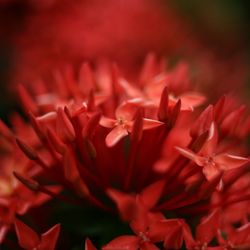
[{"left": 0, "top": 0, "right": 249, "bottom": 121}]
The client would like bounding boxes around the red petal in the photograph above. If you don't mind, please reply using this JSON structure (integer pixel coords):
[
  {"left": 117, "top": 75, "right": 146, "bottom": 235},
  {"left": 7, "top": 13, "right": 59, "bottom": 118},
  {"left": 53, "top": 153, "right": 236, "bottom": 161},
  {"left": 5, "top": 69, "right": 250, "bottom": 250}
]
[
  {"left": 178, "top": 92, "right": 206, "bottom": 109},
  {"left": 95, "top": 93, "right": 108, "bottom": 106},
  {"left": 190, "top": 105, "right": 214, "bottom": 139},
  {"left": 201, "top": 122, "right": 218, "bottom": 156},
  {"left": 0, "top": 225, "right": 9, "bottom": 244},
  {"left": 199, "top": 172, "right": 223, "bottom": 197},
  {"left": 214, "top": 95, "right": 226, "bottom": 123},
  {"left": 100, "top": 116, "right": 116, "bottom": 128},
  {"left": 14, "top": 218, "right": 40, "bottom": 249},
  {"left": 56, "top": 107, "right": 75, "bottom": 142},
  {"left": 18, "top": 84, "right": 38, "bottom": 114},
  {"left": 82, "top": 112, "right": 102, "bottom": 138},
  {"left": 87, "top": 90, "right": 96, "bottom": 112},
  {"left": 142, "top": 119, "right": 163, "bottom": 130},
  {"left": 149, "top": 219, "right": 181, "bottom": 243},
  {"left": 141, "top": 242, "right": 160, "bottom": 250},
  {"left": 37, "top": 111, "right": 57, "bottom": 122},
  {"left": 175, "top": 147, "right": 204, "bottom": 166},
  {"left": 130, "top": 108, "right": 143, "bottom": 143},
  {"left": 214, "top": 153, "right": 249, "bottom": 170},
  {"left": 39, "top": 224, "right": 61, "bottom": 250},
  {"left": 116, "top": 102, "right": 139, "bottom": 121},
  {"left": 129, "top": 203, "right": 149, "bottom": 234},
  {"left": 157, "top": 87, "right": 169, "bottom": 122},
  {"left": 47, "top": 128, "right": 66, "bottom": 154},
  {"left": 119, "top": 78, "right": 143, "bottom": 98},
  {"left": 181, "top": 221, "right": 196, "bottom": 249},
  {"left": 63, "top": 148, "right": 79, "bottom": 181},
  {"left": 221, "top": 105, "right": 246, "bottom": 135},
  {"left": 196, "top": 210, "right": 220, "bottom": 244},
  {"left": 85, "top": 238, "right": 97, "bottom": 250},
  {"left": 28, "top": 112, "right": 46, "bottom": 141},
  {"left": 102, "top": 236, "right": 139, "bottom": 250},
  {"left": 140, "top": 181, "right": 165, "bottom": 209},
  {"left": 32, "top": 185, "right": 62, "bottom": 207},
  {"left": 106, "top": 126, "right": 128, "bottom": 147},
  {"left": 107, "top": 189, "right": 136, "bottom": 221},
  {"left": 164, "top": 223, "right": 183, "bottom": 249},
  {"left": 202, "top": 163, "right": 221, "bottom": 181},
  {"left": 169, "top": 99, "right": 181, "bottom": 127}
]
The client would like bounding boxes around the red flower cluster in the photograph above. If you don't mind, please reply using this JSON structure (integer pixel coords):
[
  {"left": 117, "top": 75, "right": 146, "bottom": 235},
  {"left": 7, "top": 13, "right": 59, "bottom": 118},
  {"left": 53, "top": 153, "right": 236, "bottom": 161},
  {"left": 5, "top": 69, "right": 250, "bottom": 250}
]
[{"left": 0, "top": 55, "right": 250, "bottom": 249}]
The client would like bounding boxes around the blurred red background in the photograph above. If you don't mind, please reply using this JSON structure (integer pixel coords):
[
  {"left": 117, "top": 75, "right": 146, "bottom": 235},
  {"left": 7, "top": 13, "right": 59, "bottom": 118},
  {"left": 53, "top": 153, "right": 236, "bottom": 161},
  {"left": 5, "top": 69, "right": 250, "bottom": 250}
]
[{"left": 0, "top": 0, "right": 249, "bottom": 120}]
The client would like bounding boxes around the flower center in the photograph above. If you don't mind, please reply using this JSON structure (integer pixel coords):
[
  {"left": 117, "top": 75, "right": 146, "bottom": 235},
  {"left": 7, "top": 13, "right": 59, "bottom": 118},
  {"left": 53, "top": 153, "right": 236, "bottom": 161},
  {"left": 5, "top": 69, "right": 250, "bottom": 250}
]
[
  {"left": 139, "top": 231, "right": 150, "bottom": 243},
  {"left": 116, "top": 117, "right": 128, "bottom": 128}
]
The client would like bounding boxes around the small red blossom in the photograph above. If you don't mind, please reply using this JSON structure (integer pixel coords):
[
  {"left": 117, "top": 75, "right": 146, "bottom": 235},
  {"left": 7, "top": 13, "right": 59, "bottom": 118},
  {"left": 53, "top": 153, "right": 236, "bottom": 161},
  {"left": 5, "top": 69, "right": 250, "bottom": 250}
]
[
  {"left": 176, "top": 123, "right": 249, "bottom": 181},
  {"left": 15, "top": 218, "right": 60, "bottom": 250},
  {"left": 119, "top": 61, "right": 206, "bottom": 112},
  {"left": 100, "top": 102, "right": 163, "bottom": 147},
  {"left": 102, "top": 214, "right": 183, "bottom": 250}
]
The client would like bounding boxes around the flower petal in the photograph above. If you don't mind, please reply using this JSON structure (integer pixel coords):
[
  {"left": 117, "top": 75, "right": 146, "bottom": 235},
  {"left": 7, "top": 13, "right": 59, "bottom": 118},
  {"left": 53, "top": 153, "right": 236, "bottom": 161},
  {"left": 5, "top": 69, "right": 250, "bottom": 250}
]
[
  {"left": 196, "top": 210, "right": 220, "bottom": 244},
  {"left": 214, "top": 153, "right": 249, "bottom": 170},
  {"left": 82, "top": 112, "right": 102, "bottom": 138},
  {"left": 40, "top": 224, "right": 61, "bottom": 250},
  {"left": 164, "top": 224, "right": 183, "bottom": 250},
  {"left": 149, "top": 219, "right": 181, "bottom": 243},
  {"left": 102, "top": 236, "right": 139, "bottom": 250},
  {"left": 201, "top": 122, "right": 218, "bottom": 156},
  {"left": 106, "top": 126, "right": 128, "bottom": 147},
  {"left": 190, "top": 105, "right": 214, "bottom": 139},
  {"left": 178, "top": 92, "right": 206, "bottom": 108},
  {"left": 175, "top": 147, "right": 205, "bottom": 166},
  {"left": 116, "top": 102, "right": 139, "bottom": 121},
  {"left": 140, "top": 181, "right": 165, "bottom": 209},
  {"left": 0, "top": 225, "right": 9, "bottom": 244},
  {"left": 85, "top": 238, "right": 97, "bottom": 250},
  {"left": 182, "top": 222, "right": 196, "bottom": 249},
  {"left": 56, "top": 107, "right": 75, "bottom": 142},
  {"left": 107, "top": 189, "right": 136, "bottom": 221},
  {"left": 100, "top": 116, "right": 116, "bottom": 128},
  {"left": 14, "top": 218, "right": 40, "bottom": 249},
  {"left": 202, "top": 163, "right": 221, "bottom": 181},
  {"left": 142, "top": 119, "right": 163, "bottom": 130},
  {"left": 142, "top": 242, "right": 160, "bottom": 250},
  {"left": 119, "top": 78, "right": 143, "bottom": 98}
]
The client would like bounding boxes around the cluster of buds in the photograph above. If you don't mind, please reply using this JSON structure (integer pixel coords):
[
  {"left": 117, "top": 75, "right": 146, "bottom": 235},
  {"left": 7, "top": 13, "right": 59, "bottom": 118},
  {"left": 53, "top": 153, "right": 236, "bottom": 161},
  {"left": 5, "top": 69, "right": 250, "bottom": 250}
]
[{"left": 0, "top": 54, "right": 249, "bottom": 249}]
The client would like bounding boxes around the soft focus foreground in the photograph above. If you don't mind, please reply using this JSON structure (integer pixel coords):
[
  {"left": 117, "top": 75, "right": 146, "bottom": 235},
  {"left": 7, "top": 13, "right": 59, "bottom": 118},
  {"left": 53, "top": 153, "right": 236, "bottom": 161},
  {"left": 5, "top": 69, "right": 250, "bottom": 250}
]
[{"left": 0, "top": 55, "right": 249, "bottom": 249}]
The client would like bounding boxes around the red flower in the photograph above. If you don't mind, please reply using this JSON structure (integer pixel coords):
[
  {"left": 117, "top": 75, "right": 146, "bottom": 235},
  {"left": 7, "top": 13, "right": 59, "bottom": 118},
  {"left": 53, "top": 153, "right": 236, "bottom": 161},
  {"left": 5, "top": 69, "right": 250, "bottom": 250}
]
[
  {"left": 119, "top": 61, "right": 206, "bottom": 111},
  {"left": 14, "top": 218, "right": 60, "bottom": 250},
  {"left": 182, "top": 210, "right": 221, "bottom": 249},
  {"left": 100, "top": 101, "right": 163, "bottom": 147},
  {"left": 102, "top": 211, "right": 183, "bottom": 250},
  {"left": 0, "top": 116, "right": 60, "bottom": 243},
  {"left": 176, "top": 122, "right": 249, "bottom": 181},
  {"left": 104, "top": 182, "right": 184, "bottom": 249},
  {"left": 1, "top": 55, "right": 249, "bottom": 248}
]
